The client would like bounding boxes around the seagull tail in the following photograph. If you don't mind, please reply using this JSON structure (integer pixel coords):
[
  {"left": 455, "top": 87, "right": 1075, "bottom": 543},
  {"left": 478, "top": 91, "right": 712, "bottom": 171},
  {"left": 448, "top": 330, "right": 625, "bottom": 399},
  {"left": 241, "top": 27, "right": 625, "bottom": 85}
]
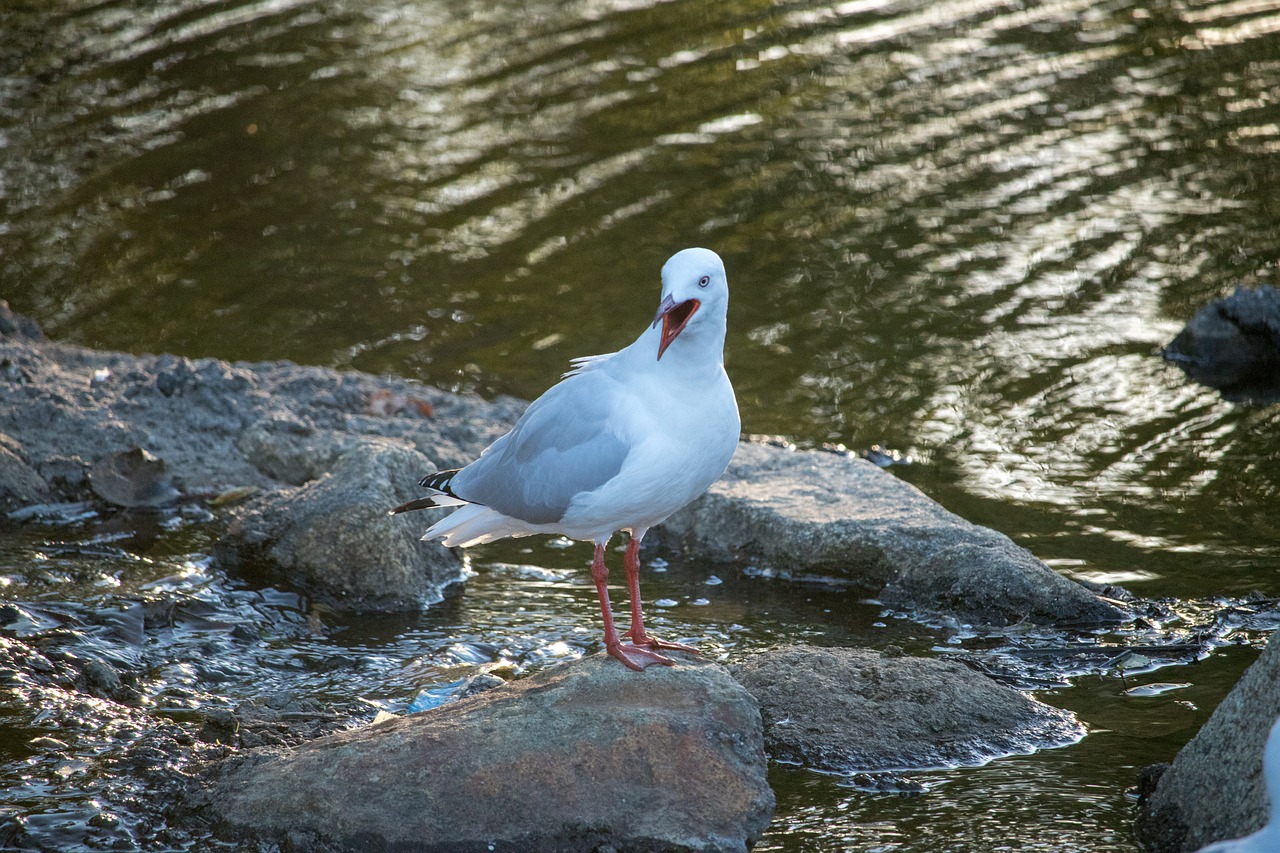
[{"left": 423, "top": 503, "right": 538, "bottom": 547}]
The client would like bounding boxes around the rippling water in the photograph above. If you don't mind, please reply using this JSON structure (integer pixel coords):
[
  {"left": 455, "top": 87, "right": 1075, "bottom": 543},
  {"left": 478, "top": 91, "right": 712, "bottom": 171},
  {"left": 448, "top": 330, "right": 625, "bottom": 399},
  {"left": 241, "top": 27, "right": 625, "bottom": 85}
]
[{"left": 3, "top": 0, "right": 1280, "bottom": 849}]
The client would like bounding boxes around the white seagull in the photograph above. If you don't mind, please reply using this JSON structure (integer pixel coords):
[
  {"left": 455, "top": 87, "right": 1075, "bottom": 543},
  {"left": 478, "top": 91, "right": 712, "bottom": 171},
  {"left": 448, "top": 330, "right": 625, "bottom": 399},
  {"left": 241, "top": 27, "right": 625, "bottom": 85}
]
[
  {"left": 1195, "top": 716, "right": 1280, "bottom": 853},
  {"left": 391, "top": 247, "right": 740, "bottom": 670}
]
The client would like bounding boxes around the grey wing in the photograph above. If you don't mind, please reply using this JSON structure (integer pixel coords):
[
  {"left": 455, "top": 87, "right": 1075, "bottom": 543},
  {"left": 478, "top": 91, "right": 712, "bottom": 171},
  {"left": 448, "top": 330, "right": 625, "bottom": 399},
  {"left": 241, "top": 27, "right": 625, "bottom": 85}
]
[{"left": 449, "top": 372, "right": 630, "bottom": 524}]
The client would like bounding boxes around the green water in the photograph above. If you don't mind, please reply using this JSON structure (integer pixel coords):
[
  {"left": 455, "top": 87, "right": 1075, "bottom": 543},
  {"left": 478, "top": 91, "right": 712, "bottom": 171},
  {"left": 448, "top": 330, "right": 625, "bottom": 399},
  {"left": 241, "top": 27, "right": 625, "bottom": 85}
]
[{"left": 3, "top": 0, "right": 1280, "bottom": 849}]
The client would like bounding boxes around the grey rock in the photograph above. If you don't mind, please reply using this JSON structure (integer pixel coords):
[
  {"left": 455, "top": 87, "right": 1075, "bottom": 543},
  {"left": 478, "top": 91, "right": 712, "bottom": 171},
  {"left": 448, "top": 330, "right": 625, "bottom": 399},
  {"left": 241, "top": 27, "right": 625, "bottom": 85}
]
[
  {"left": 221, "top": 441, "right": 464, "bottom": 611},
  {"left": 191, "top": 653, "right": 774, "bottom": 853},
  {"left": 1165, "top": 285, "right": 1280, "bottom": 404},
  {"left": 660, "top": 442, "right": 1124, "bottom": 627},
  {"left": 732, "top": 644, "right": 1083, "bottom": 773},
  {"left": 0, "top": 326, "right": 518, "bottom": 607},
  {"left": 1138, "top": 631, "right": 1280, "bottom": 852},
  {"left": 88, "top": 447, "right": 180, "bottom": 508},
  {"left": 0, "top": 434, "right": 50, "bottom": 506}
]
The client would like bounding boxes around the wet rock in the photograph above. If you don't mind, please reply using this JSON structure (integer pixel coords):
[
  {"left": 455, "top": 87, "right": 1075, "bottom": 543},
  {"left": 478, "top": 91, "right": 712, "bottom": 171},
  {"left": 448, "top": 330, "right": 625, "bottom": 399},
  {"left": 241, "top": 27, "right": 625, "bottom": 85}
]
[
  {"left": 199, "top": 696, "right": 348, "bottom": 750},
  {"left": 190, "top": 654, "right": 774, "bottom": 853},
  {"left": 0, "top": 319, "right": 517, "bottom": 609},
  {"left": 220, "top": 441, "right": 464, "bottom": 611},
  {"left": 78, "top": 657, "right": 142, "bottom": 706},
  {"left": 660, "top": 442, "right": 1125, "bottom": 627},
  {"left": 1137, "top": 631, "right": 1280, "bottom": 852},
  {"left": 732, "top": 644, "right": 1083, "bottom": 773},
  {"left": 1165, "top": 285, "right": 1280, "bottom": 404},
  {"left": 0, "top": 434, "right": 50, "bottom": 507},
  {"left": 88, "top": 447, "right": 180, "bottom": 508}
]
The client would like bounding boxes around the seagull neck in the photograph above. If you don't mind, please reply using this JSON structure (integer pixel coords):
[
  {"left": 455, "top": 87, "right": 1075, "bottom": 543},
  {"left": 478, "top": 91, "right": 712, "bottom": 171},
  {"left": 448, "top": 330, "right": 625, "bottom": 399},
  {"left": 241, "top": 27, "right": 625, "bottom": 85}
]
[{"left": 635, "top": 316, "right": 726, "bottom": 374}]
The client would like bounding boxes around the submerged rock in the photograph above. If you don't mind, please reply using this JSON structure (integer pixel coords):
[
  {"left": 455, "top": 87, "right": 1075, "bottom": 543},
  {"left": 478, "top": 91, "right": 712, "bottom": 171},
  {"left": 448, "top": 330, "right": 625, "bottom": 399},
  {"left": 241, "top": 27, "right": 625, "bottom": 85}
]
[
  {"left": 189, "top": 653, "right": 774, "bottom": 853},
  {"left": 1138, "top": 631, "right": 1280, "bottom": 852},
  {"left": 732, "top": 644, "right": 1083, "bottom": 774},
  {"left": 661, "top": 442, "right": 1125, "bottom": 627},
  {"left": 1164, "top": 285, "right": 1280, "bottom": 404}
]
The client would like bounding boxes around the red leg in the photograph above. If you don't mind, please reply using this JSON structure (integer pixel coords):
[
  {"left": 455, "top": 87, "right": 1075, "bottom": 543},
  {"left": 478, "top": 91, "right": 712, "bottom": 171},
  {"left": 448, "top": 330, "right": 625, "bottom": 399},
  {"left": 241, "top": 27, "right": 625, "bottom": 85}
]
[
  {"left": 621, "top": 537, "right": 699, "bottom": 655},
  {"left": 590, "top": 542, "right": 673, "bottom": 671}
]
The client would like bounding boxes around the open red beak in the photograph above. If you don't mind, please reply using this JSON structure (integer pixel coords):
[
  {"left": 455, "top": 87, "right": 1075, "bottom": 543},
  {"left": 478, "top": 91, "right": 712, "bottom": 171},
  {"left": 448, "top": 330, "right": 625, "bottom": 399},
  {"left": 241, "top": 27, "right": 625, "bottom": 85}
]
[{"left": 652, "top": 296, "right": 700, "bottom": 360}]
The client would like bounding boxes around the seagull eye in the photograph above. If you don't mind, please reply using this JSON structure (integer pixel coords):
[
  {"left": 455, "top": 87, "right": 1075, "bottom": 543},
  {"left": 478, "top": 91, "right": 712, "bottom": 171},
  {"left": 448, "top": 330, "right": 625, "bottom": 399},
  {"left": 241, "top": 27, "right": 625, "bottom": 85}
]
[{"left": 698, "top": 275, "right": 710, "bottom": 287}]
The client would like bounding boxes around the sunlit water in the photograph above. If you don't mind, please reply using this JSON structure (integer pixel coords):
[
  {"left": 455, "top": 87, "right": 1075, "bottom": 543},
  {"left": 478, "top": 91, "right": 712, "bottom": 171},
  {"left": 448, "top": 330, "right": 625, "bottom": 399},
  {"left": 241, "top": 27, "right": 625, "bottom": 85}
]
[{"left": 3, "top": 0, "right": 1280, "bottom": 849}]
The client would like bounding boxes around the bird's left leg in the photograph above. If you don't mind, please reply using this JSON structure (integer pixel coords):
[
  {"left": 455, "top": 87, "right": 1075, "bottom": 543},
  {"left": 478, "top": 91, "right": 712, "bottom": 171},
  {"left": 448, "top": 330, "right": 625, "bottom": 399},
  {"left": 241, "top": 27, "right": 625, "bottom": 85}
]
[{"left": 622, "top": 535, "right": 699, "bottom": 654}]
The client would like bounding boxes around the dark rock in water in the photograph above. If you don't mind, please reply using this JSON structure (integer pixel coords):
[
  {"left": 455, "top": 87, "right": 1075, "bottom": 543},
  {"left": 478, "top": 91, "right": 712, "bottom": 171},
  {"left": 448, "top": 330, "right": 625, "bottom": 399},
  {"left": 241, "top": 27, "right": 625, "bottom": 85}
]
[
  {"left": 661, "top": 442, "right": 1125, "bottom": 627},
  {"left": 189, "top": 653, "right": 774, "bottom": 853},
  {"left": 88, "top": 447, "right": 180, "bottom": 508},
  {"left": 732, "top": 644, "right": 1083, "bottom": 773},
  {"left": 220, "top": 441, "right": 464, "bottom": 611},
  {"left": 1165, "top": 285, "right": 1280, "bottom": 404},
  {"left": 1137, "top": 631, "right": 1280, "bottom": 852}
]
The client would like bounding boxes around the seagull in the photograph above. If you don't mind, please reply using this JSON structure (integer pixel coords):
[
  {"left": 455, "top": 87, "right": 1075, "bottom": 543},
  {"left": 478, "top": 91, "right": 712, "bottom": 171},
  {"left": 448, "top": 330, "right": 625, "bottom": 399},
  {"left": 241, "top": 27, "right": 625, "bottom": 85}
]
[
  {"left": 1195, "top": 717, "right": 1280, "bottom": 853},
  {"left": 390, "top": 248, "right": 740, "bottom": 671}
]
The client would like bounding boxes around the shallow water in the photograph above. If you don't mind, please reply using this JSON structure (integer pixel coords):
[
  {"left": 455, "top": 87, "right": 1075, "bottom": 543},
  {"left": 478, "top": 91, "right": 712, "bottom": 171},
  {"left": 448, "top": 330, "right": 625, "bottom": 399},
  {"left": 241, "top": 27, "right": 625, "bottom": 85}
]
[{"left": 3, "top": 0, "right": 1280, "bottom": 849}]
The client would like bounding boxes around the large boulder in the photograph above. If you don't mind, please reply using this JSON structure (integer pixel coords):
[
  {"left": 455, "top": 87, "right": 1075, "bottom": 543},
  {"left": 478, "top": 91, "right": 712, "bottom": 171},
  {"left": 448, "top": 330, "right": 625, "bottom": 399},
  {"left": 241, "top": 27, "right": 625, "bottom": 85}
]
[
  {"left": 732, "top": 644, "right": 1083, "bottom": 773},
  {"left": 188, "top": 653, "right": 775, "bottom": 853},
  {"left": 660, "top": 442, "right": 1125, "bottom": 627},
  {"left": 1138, "top": 631, "right": 1280, "bottom": 851}
]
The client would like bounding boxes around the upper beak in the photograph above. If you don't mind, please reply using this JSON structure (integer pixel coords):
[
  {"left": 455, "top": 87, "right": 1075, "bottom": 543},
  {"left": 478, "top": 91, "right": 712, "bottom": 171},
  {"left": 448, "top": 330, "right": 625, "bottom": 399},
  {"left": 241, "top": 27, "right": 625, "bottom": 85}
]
[{"left": 652, "top": 295, "right": 700, "bottom": 361}]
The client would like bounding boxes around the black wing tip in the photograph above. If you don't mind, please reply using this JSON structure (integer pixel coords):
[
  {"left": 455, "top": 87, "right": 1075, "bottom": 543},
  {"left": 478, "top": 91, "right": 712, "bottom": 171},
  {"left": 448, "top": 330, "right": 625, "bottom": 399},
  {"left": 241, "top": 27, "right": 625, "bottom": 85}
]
[
  {"left": 392, "top": 469, "right": 464, "bottom": 515},
  {"left": 418, "top": 469, "right": 461, "bottom": 494}
]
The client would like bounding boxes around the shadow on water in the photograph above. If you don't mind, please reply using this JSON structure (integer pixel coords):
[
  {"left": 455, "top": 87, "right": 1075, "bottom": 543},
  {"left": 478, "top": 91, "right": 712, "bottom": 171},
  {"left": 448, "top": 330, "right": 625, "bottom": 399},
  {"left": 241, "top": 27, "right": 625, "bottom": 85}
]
[{"left": 3, "top": 0, "right": 1280, "bottom": 849}]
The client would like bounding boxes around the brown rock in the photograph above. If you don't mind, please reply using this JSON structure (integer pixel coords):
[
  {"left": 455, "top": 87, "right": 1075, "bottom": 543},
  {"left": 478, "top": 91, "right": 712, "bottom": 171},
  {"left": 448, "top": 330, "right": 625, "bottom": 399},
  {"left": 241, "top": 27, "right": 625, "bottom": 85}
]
[{"left": 191, "top": 653, "right": 774, "bottom": 852}]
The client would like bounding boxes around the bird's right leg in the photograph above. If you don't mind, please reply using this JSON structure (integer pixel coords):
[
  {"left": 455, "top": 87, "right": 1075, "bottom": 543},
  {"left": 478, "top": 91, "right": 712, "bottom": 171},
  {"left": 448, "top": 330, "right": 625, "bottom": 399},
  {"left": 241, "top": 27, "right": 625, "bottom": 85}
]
[
  {"left": 622, "top": 536, "right": 699, "bottom": 654},
  {"left": 590, "top": 542, "right": 673, "bottom": 671}
]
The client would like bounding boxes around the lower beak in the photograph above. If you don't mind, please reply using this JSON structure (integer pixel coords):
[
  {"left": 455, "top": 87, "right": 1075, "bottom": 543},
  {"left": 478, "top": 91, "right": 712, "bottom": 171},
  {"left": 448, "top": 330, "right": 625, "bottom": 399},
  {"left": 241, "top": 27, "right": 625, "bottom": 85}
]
[{"left": 652, "top": 296, "right": 701, "bottom": 360}]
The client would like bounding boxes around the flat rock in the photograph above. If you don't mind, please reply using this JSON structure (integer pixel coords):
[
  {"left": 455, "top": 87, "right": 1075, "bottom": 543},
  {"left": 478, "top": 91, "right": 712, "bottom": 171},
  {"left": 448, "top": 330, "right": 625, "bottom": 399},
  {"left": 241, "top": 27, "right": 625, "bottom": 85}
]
[
  {"left": 1165, "top": 285, "right": 1280, "bottom": 404},
  {"left": 1138, "top": 631, "right": 1280, "bottom": 852},
  {"left": 732, "top": 644, "right": 1083, "bottom": 773},
  {"left": 660, "top": 442, "right": 1125, "bottom": 627},
  {"left": 189, "top": 653, "right": 775, "bottom": 853}
]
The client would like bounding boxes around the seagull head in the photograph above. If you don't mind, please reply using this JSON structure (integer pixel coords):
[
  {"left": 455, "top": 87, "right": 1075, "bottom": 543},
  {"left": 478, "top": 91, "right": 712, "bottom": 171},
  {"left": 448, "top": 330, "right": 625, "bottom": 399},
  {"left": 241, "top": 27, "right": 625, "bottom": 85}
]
[{"left": 652, "top": 248, "right": 728, "bottom": 361}]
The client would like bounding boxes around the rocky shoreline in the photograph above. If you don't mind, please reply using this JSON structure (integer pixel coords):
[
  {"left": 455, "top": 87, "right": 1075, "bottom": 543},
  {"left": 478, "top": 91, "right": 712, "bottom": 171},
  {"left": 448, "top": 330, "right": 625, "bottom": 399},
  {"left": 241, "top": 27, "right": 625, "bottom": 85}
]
[
  {"left": 0, "top": 301, "right": 1126, "bottom": 628},
  {"left": 0, "top": 302, "right": 1133, "bottom": 849}
]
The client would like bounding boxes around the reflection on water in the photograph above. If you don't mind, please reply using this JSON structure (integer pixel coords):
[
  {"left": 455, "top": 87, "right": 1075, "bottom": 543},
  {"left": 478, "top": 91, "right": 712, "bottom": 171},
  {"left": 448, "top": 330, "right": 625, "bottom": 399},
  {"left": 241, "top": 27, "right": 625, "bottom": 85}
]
[{"left": 3, "top": 0, "right": 1280, "bottom": 849}]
